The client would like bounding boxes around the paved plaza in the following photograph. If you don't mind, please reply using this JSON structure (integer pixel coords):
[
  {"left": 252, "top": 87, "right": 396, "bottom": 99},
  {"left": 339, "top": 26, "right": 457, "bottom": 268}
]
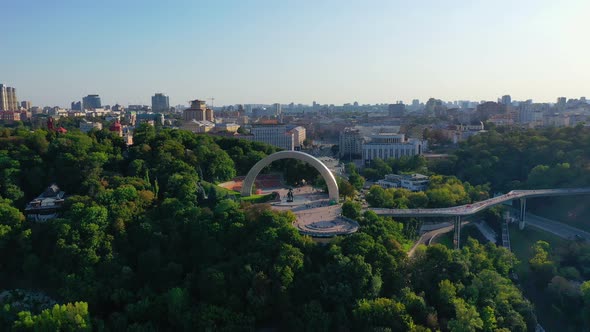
[{"left": 266, "top": 185, "right": 359, "bottom": 237}]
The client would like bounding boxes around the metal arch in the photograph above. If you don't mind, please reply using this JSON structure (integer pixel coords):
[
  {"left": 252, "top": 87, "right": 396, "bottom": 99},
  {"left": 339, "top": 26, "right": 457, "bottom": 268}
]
[{"left": 241, "top": 151, "right": 339, "bottom": 201}]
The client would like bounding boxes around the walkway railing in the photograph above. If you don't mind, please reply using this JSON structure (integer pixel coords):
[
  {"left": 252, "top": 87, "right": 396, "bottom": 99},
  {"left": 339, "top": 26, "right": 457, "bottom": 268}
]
[{"left": 371, "top": 188, "right": 590, "bottom": 217}]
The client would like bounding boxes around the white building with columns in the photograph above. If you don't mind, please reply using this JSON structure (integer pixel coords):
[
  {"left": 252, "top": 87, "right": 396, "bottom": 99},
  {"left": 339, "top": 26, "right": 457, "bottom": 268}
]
[{"left": 362, "top": 133, "right": 425, "bottom": 164}]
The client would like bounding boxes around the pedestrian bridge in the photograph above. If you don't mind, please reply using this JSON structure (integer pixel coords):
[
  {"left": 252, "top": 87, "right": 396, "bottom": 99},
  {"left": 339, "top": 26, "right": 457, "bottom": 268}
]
[
  {"left": 371, "top": 188, "right": 590, "bottom": 217},
  {"left": 370, "top": 187, "right": 590, "bottom": 249}
]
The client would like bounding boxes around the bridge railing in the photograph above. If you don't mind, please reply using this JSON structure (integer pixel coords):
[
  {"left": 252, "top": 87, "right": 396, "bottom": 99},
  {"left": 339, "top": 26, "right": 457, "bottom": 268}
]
[{"left": 370, "top": 187, "right": 590, "bottom": 217}]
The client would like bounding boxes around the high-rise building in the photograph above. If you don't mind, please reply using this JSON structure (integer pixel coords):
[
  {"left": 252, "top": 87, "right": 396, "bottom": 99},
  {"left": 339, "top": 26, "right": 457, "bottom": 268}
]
[
  {"left": 151, "top": 93, "right": 170, "bottom": 113},
  {"left": 388, "top": 102, "right": 405, "bottom": 117},
  {"left": 7, "top": 87, "right": 17, "bottom": 110},
  {"left": 0, "top": 84, "right": 19, "bottom": 111},
  {"left": 21, "top": 101, "right": 32, "bottom": 110},
  {"left": 556, "top": 97, "right": 567, "bottom": 110},
  {"left": 339, "top": 128, "right": 363, "bottom": 160},
  {"left": 273, "top": 103, "right": 281, "bottom": 116},
  {"left": 205, "top": 108, "right": 214, "bottom": 121},
  {"left": 82, "top": 94, "right": 102, "bottom": 110},
  {"left": 288, "top": 126, "right": 306, "bottom": 150},
  {"left": 501, "top": 95, "right": 512, "bottom": 105},
  {"left": 71, "top": 101, "right": 82, "bottom": 111},
  {"left": 0, "top": 85, "right": 7, "bottom": 111}
]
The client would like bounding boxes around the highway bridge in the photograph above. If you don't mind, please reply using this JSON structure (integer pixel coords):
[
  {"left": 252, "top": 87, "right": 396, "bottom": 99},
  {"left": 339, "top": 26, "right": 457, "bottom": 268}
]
[{"left": 370, "top": 188, "right": 590, "bottom": 248}]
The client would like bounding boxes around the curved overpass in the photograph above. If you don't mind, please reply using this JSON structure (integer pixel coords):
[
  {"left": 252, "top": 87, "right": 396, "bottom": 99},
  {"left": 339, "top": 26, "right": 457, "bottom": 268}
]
[{"left": 371, "top": 188, "right": 590, "bottom": 217}]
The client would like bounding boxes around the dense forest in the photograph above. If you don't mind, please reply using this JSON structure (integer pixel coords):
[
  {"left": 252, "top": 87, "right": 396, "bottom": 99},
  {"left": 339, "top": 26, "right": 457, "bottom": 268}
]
[
  {"left": 0, "top": 123, "right": 589, "bottom": 330},
  {"left": 441, "top": 124, "right": 590, "bottom": 191}
]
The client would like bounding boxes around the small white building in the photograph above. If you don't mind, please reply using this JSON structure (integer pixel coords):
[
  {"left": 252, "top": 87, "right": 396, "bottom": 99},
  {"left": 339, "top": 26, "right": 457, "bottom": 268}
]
[
  {"left": 377, "top": 173, "right": 430, "bottom": 191},
  {"left": 79, "top": 119, "right": 103, "bottom": 133},
  {"left": 24, "top": 184, "right": 66, "bottom": 222}
]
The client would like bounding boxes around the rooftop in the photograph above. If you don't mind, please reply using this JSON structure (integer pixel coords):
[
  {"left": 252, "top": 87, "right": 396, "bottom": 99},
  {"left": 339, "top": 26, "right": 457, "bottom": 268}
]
[{"left": 25, "top": 184, "right": 66, "bottom": 212}]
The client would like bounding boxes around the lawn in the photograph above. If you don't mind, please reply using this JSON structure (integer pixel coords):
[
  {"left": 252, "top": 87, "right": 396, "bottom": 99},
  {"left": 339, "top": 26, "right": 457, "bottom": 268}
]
[
  {"left": 431, "top": 224, "right": 490, "bottom": 250},
  {"left": 240, "top": 193, "right": 275, "bottom": 203},
  {"left": 431, "top": 232, "right": 453, "bottom": 249},
  {"left": 508, "top": 223, "right": 566, "bottom": 278}
]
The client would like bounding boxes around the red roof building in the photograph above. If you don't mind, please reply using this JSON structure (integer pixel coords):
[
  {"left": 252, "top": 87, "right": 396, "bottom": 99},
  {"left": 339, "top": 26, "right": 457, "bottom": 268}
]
[{"left": 109, "top": 119, "right": 123, "bottom": 136}]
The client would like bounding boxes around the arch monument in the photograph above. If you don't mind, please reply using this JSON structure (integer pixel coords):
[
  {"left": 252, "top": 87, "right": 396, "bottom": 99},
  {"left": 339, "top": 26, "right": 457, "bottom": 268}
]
[{"left": 241, "top": 151, "right": 339, "bottom": 202}]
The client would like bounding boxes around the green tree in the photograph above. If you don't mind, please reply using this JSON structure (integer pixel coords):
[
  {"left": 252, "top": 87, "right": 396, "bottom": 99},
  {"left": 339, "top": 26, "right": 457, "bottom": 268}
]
[
  {"left": 342, "top": 200, "right": 362, "bottom": 220},
  {"left": 353, "top": 298, "right": 414, "bottom": 331},
  {"left": 529, "top": 240, "right": 557, "bottom": 285},
  {"left": 338, "top": 178, "right": 356, "bottom": 200},
  {"left": 447, "top": 298, "right": 483, "bottom": 332},
  {"left": 13, "top": 302, "right": 91, "bottom": 331}
]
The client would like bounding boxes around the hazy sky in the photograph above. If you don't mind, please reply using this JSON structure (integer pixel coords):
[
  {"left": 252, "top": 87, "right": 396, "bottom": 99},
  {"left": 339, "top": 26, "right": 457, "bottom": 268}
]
[{"left": 3, "top": 0, "right": 589, "bottom": 107}]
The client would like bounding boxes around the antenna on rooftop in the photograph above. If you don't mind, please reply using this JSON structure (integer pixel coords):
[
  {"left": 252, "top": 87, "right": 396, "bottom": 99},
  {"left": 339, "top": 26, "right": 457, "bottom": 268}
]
[{"left": 207, "top": 97, "right": 215, "bottom": 108}]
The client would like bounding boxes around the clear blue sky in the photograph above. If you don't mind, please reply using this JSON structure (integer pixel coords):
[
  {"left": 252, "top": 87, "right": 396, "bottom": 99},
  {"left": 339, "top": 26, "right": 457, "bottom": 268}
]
[{"left": 2, "top": 0, "right": 589, "bottom": 107}]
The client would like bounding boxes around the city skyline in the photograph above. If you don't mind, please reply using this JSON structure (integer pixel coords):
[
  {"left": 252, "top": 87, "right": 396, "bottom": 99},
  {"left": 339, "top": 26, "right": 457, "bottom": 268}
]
[
  {"left": 2, "top": 0, "right": 589, "bottom": 107},
  {"left": 2, "top": 85, "right": 588, "bottom": 109}
]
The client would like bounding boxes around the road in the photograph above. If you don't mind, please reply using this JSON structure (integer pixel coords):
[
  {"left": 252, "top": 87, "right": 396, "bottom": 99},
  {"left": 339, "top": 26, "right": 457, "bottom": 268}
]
[
  {"left": 407, "top": 222, "right": 468, "bottom": 257},
  {"left": 407, "top": 212, "right": 590, "bottom": 257},
  {"left": 522, "top": 212, "right": 590, "bottom": 241},
  {"left": 372, "top": 187, "right": 590, "bottom": 217}
]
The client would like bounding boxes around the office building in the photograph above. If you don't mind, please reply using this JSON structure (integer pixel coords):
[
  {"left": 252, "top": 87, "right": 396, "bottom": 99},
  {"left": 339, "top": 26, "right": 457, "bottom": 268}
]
[
  {"left": 205, "top": 108, "right": 214, "bottom": 121},
  {"left": 388, "top": 102, "right": 405, "bottom": 117},
  {"left": 71, "top": 101, "right": 82, "bottom": 111},
  {"left": 288, "top": 126, "right": 306, "bottom": 150},
  {"left": 151, "top": 93, "right": 170, "bottom": 113},
  {"left": 112, "top": 104, "right": 124, "bottom": 112},
  {"left": 556, "top": 97, "right": 567, "bottom": 110},
  {"left": 339, "top": 128, "right": 363, "bottom": 159},
  {"left": 6, "top": 87, "right": 17, "bottom": 111},
  {"left": 21, "top": 101, "right": 31, "bottom": 110},
  {"left": 339, "top": 128, "right": 363, "bottom": 160},
  {"left": 273, "top": 103, "right": 282, "bottom": 116},
  {"left": 501, "top": 95, "right": 512, "bottom": 105},
  {"left": 82, "top": 94, "right": 102, "bottom": 110},
  {"left": 251, "top": 124, "right": 294, "bottom": 150},
  {"left": 0, "top": 84, "right": 19, "bottom": 111},
  {"left": 362, "top": 133, "right": 425, "bottom": 164},
  {"left": 0, "top": 85, "right": 6, "bottom": 110}
]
